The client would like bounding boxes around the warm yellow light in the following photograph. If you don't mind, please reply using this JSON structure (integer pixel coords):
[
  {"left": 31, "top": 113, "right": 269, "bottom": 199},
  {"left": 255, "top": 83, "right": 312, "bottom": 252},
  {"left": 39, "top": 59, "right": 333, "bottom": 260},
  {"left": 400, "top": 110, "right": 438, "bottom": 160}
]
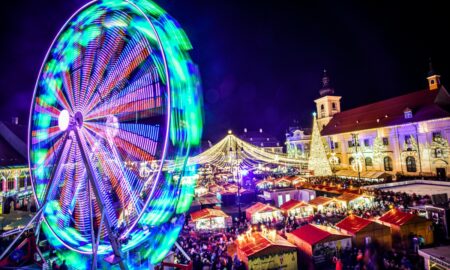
[{"left": 228, "top": 130, "right": 232, "bottom": 134}]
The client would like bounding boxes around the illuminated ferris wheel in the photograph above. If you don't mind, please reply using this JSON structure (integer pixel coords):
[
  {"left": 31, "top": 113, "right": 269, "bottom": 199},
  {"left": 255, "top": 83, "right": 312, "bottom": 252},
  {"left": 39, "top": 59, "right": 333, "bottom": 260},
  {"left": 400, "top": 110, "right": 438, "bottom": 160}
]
[{"left": 25, "top": 0, "right": 202, "bottom": 268}]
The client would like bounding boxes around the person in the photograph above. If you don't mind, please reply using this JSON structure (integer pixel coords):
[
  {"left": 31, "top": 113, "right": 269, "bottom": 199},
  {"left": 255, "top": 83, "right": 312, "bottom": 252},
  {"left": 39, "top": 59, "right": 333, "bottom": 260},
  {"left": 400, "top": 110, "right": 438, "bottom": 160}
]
[
  {"left": 60, "top": 260, "right": 68, "bottom": 270},
  {"left": 51, "top": 260, "right": 58, "bottom": 270}
]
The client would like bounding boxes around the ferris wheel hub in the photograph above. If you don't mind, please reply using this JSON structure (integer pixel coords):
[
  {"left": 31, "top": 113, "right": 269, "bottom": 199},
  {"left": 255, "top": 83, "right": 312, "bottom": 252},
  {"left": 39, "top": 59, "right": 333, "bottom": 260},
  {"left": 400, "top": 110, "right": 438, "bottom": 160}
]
[
  {"left": 74, "top": 111, "right": 84, "bottom": 129},
  {"left": 58, "top": 109, "right": 70, "bottom": 131}
]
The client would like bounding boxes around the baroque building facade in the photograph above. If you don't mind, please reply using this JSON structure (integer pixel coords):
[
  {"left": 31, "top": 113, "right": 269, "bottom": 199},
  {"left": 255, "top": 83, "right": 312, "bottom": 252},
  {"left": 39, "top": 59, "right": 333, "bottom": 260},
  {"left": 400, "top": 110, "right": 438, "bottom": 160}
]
[{"left": 288, "top": 65, "right": 450, "bottom": 179}]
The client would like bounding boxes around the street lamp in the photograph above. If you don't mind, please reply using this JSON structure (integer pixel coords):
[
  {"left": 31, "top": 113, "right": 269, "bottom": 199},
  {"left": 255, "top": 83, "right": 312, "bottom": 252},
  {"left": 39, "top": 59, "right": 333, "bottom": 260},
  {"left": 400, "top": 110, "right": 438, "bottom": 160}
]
[{"left": 351, "top": 133, "right": 361, "bottom": 182}]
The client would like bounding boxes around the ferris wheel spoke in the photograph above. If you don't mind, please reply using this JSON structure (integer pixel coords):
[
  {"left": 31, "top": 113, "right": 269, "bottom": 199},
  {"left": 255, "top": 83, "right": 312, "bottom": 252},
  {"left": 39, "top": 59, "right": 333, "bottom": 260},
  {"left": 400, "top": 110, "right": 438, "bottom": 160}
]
[
  {"left": 80, "top": 127, "right": 144, "bottom": 216},
  {"left": 82, "top": 26, "right": 127, "bottom": 113},
  {"left": 85, "top": 35, "right": 151, "bottom": 113},
  {"left": 85, "top": 70, "right": 161, "bottom": 120}
]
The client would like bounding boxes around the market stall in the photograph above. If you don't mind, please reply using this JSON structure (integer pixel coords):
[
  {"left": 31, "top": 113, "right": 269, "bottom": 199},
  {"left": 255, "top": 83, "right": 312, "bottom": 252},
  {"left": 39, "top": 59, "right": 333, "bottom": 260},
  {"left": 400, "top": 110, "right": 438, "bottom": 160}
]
[
  {"left": 287, "top": 224, "right": 352, "bottom": 268},
  {"left": 280, "top": 199, "right": 314, "bottom": 219},
  {"left": 256, "top": 179, "right": 274, "bottom": 190},
  {"left": 378, "top": 209, "right": 434, "bottom": 249},
  {"left": 334, "top": 193, "right": 373, "bottom": 209},
  {"left": 245, "top": 202, "right": 282, "bottom": 224},
  {"left": 308, "top": 196, "right": 335, "bottom": 213},
  {"left": 336, "top": 215, "right": 391, "bottom": 249},
  {"left": 190, "top": 208, "right": 232, "bottom": 231},
  {"left": 236, "top": 229, "right": 298, "bottom": 270}
]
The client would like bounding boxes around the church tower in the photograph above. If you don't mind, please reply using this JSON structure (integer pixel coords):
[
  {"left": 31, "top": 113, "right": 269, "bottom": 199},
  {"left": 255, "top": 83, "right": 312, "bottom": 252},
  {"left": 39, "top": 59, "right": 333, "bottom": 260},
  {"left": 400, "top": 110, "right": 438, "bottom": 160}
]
[
  {"left": 427, "top": 59, "right": 441, "bottom": 91},
  {"left": 314, "top": 70, "right": 342, "bottom": 130}
]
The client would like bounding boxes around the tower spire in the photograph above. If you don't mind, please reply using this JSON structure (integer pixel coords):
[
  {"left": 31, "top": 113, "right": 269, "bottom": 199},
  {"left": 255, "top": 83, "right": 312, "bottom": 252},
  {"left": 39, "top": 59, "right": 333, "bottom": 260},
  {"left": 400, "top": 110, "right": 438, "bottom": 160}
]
[
  {"left": 319, "top": 69, "right": 335, "bottom": 96},
  {"left": 426, "top": 58, "right": 441, "bottom": 91}
]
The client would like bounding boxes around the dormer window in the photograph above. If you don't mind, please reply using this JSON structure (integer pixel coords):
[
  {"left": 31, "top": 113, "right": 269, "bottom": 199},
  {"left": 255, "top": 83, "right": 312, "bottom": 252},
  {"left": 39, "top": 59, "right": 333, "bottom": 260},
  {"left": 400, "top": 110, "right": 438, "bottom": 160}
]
[{"left": 404, "top": 108, "right": 413, "bottom": 119}]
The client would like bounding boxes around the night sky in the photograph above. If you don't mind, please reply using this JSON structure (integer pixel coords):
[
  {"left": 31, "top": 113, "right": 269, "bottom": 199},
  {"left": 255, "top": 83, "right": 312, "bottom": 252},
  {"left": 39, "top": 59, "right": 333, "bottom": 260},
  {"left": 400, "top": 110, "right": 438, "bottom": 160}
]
[{"left": 1, "top": 1, "right": 449, "bottom": 142}]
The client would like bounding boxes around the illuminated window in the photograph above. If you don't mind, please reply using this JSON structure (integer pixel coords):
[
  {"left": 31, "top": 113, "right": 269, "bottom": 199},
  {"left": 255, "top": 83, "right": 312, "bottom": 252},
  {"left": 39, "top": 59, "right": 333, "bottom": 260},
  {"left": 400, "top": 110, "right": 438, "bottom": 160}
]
[
  {"left": 365, "top": 157, "right": 373, "bottom": 166},
  {"left": 384, "top": 156, "right": 393, "bottom": 171},
  {"left": 432, "top": 132, "right": 442, "bottom": 141},
  {"left": 406, "top": 156, "right": 417, "bottom": 172}
]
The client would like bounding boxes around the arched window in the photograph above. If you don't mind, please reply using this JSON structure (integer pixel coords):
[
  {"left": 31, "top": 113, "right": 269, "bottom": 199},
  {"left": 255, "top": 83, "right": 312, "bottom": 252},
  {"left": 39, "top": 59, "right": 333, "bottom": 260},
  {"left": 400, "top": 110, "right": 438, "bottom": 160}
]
[
  {"left": 384, "top": 156, "right": 393, "bottom": 171},
  {"left": 320, "top": 104, "right": 325, "bottom": 111},
  {"left": 332, "top": 102, "right": 336, "bottom": 110},
  {"left": 365, "top": 157, "right": 373, "bottom": 167},
  {"left": 349, "top": 157, "right": 354, "bottom": 165},
  {"left": 406, "top": 156, "right": 417, "bottom": 172}
]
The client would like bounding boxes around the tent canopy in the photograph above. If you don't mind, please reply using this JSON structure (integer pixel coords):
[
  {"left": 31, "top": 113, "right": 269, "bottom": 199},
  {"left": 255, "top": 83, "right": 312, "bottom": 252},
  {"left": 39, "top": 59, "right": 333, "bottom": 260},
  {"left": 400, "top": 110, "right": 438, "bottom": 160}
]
[
  {"left": 290, "top": 224, "right": 351, "bottom": 245},
  {"left": 190, "top": 208, "right": 229, "bottom": 222},
  {"left": 378, "top": 209, "right": 423, "bottom": 226},
  {"left": 280, "top": 199, "right": 310, "bottom": 212},
  {"left": 236, "top": 231, "right": 296, "bottom": 257},
  {"left": 336, "top": 215, "right": 372, "bottom": 234},
  {"left": 246, "top": 202, "right": 279, "bottom": 215}
]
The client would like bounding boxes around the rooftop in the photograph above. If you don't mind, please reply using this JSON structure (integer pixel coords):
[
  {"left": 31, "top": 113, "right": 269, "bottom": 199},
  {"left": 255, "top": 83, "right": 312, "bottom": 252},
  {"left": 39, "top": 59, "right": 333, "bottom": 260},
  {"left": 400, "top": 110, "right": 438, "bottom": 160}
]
[{"left": 321, "top": 87, "right": 450, "bottom": 136}]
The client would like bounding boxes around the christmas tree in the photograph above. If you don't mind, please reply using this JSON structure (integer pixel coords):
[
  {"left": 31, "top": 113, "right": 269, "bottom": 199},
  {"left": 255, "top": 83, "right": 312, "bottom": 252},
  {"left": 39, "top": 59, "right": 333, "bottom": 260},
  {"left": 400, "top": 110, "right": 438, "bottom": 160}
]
[{"left": 308, "top": 113, "right": 332, "bottom": 176}]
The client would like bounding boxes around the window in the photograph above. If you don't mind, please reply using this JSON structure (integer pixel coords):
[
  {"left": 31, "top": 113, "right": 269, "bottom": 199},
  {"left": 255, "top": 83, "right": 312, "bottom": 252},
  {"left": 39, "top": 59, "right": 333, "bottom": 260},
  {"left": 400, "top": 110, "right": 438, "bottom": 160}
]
[
  {"left": 330, "top": 141, "right": 335, "bottom": 150},
  {"left": 404, "top": 110, "right": 413, "bottom": 119},
  {"left": 406, "top": 156, "right": 417, "bottom": 172},
  {"left": 433, "top": 132, "right": 442, "bottom": 141},
  {"left": 364, "top": 139, "right": 370, "bottom": 147},
  {"left": 382, "top": 137, "right": 389, "bottom": 146},
  {"left": 349, "top": 157, "right": 354, "bottom": 165},
  {"left": 278, "top": 195, "right": 283, "bottom": 206},
  {"left": 348, "top": 140, "right": 354, "bottom": 148},
  {"left": 8, "top": 179, "right": 14, "bottom": 190},
  {"left": 19, "top": 178, "right": 25, "bottom": 188},
  {"left": 365, "top": 157, "right": 373, "bottom": 166},
  {"left": 0, "top": 179, "right": 2, "bottom": 191},
  {"left": 285, "top": 194, "right": 291, "bottom": 202},
  {"left": 320, "top": 104, "right": 325, "bottom": 111},
  {"left": 404, "top": 135, "right": 411, "bottom": 144},
  {"left": 435, "top": 148, "right": 443, "bottom": 158},
  {"left": 431, "top": 80, "right": 435, "bottom": 84},
  {"left": 332, "top": 103, "right": 336, "bottom": 110},
  {"left": 384, "top": 156, "right": 393, "bottom": 171},
  {"left": 334, "top": 142, "right": 339, "bottom": 149}
]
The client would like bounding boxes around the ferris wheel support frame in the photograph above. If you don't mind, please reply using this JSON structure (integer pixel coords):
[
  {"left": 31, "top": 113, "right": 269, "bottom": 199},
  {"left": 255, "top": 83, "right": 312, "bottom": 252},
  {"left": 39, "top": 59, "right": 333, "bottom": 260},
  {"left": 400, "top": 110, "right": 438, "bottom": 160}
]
[{"left": 73, "top": 127, "right": 127, "bottom": 270}]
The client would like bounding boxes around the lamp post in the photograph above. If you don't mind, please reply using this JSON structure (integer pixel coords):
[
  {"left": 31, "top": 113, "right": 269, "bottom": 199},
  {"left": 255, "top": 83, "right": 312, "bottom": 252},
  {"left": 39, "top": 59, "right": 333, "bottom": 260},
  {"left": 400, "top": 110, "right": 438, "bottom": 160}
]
[
  {"left": 229, "top": 140, "right": 244, "bottom": 219},
  {"left": 351, "top": 133, "right": 361, "bottom": 182}
]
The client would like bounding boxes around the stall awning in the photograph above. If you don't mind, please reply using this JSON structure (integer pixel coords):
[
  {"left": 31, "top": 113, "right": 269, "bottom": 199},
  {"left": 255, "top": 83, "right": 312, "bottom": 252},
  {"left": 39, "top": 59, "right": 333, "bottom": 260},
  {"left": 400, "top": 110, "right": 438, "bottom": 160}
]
[
  {"left": 308, "top": 196, "right": 333, "bottom": 207},
  {"left": 336, "top": 215, "right": 372, "bottom": 234},
  {"left": 236, "top": 231, "right": 296, "bottom": 257},
  {"left": 246, "top": 202, "right": 279, "bottom": 215},
  {"left": 290, "top": 224, "right": 351, "bottom": 245},
  {"left": 190, "top": 208, "right": 229, "bottom": 222},
  {"left": 280, "top": 199, "right": 310, "bottom": 212},
  {"left": 378, "top": 209, "right": 421, "bottom": 226},
  {"left": 335, "top": 193, "right": 363, "bottom": 203}
]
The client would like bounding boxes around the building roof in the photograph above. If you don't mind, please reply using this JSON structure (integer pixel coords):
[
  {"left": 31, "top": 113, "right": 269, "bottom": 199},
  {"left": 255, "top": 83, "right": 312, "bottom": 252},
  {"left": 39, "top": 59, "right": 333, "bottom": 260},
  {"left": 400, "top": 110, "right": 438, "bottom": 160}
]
[
  {"left": 308, "top": 196, "right": 334, "bottom": 206},
  {"left": 290, "top": 224, "right": 350, "bottom": 246},
  {"left": 0, "top": 121, "right": 27, "bottom": 167},
  {"left": 245, "top": 202, "right": 279, "bottom": 215},
  {"left": 321, "top": 87, "right": 450, "bottom": 136},
  {"left": 336, "top": 215, "right": 372, "bottom": 234},
  {"left": 190, "top": 208, "right": 229, "bottom": 222},
  {"left": 236, "top": 231, "right": 296, "bottom": 257},
  {"left": 378, "top": 209, "right": 423, "bottom": 226},
  {"left": 280, "top": 199, "right": 310, "bottom": 211},
  {"left": 239, "top": 130, "right": 281, "bottom": 148}
]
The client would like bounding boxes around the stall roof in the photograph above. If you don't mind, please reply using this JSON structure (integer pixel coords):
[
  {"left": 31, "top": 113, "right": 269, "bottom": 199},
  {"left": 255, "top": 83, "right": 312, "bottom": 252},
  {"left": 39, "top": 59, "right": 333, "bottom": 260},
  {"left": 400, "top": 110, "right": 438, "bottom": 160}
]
[
  {"left": 308, "top": 196, "right": 334, "bottom": 206},
  {"left": 290, "top": 224, "right": 351, "bottom": 246},
  {"left": 280, "top": 199, "right": 310, "bottom": 212},
  {"left": 336, "top": 215, "right": 372, "bottom": 234},
  {"left": 336, "top": 170, "right": 390, "bottom": 180},
  {"left": 335, "top": 193, "right": 363, "bottom": 203},
  {"left": 378, "top": 209, "right": 422, "bottom": 226},
  {"left": 191, "top": 208, "right": 229, "bottom": 222},
  {"left": 245, "top": 202, "right": 279, "bottom": 215},
  {"left": 236, "top": 231, "right": 296, "bottom": 257}
]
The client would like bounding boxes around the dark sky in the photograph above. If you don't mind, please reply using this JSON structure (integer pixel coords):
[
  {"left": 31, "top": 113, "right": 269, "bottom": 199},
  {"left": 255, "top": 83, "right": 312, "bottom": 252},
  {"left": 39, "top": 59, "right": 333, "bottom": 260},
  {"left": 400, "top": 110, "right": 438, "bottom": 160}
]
[{"left": 1, "top": 1, "right": 449, "bottom": 142}]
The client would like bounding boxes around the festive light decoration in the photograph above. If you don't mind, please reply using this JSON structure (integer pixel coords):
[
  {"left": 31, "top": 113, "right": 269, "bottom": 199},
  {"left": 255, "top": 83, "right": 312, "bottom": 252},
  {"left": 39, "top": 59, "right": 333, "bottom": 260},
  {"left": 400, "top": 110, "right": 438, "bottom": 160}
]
[
  {"left": 184, "top": 134, "right": 307, "bottom": 171},
  {"left": 308, "top": 114, "right": 332, "bottom": 176},
  {"left": 28, "top": 0, "right": 202, "bottom": 268}
]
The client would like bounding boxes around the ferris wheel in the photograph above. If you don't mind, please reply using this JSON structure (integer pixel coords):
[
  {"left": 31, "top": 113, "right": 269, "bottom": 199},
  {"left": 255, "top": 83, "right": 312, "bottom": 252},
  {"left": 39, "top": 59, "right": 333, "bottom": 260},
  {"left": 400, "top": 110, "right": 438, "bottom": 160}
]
[{"left": 10, "top": 0, "right": 202, "bottom": 268}]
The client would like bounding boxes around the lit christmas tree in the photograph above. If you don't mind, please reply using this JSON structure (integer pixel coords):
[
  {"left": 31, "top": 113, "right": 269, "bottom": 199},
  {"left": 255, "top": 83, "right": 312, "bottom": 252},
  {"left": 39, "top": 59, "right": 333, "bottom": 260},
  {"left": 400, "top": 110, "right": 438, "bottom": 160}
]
[{"left": 308, "top": 113, "right": 332, "bottom": 176}]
